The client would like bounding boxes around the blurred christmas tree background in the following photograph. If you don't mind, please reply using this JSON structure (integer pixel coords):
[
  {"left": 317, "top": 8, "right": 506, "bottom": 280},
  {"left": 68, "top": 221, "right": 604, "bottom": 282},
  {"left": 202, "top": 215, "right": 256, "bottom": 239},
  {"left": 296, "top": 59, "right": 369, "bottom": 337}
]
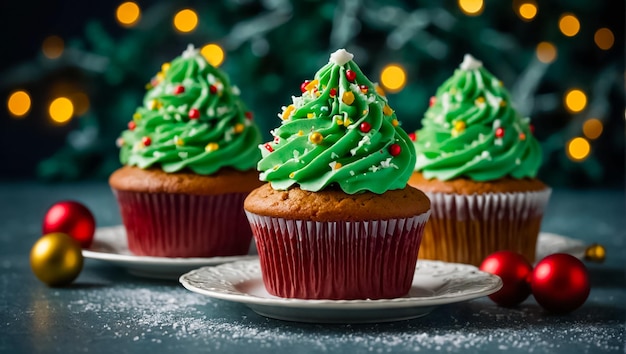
[{"left": 0, "top": 0, "right": 623, "bottom": 188}]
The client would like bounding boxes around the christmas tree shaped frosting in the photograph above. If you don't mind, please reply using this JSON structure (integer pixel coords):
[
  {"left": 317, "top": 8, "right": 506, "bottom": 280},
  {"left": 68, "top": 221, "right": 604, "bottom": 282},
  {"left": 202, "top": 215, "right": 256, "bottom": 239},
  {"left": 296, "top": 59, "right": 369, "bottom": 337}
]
[
  {"left": 258, "top": 49, "right": 416, "bottom": 194},
  {"left": 412, "top": 54, "right": 542, "bottom": 181},
  {"left": 118, "top": 44, "right": 262, "bottom": 175}
]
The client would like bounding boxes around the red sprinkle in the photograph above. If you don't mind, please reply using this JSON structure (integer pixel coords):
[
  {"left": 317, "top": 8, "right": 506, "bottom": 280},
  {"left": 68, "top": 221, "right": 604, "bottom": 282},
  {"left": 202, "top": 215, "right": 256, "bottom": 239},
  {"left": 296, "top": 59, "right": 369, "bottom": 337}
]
[
  {"left": 263, "top": 143, "right": 274, "bottom": 152},
  {"left": 346, "top": 70, "right": 356, "bottom": 82},
  {"left": 389, "top": 143, "right": 401, "bottom": 156},
  {"left": 359, "top": 84, "right": 368, "bottom": 93},
  {"left": 273, "top": 136, "right": 280, "bottom": 144},
  {"left": 209, "top": 85, "right": 218, "bottom": 94},
  {"left": 173, "top": 85, "right": 185, "bottom": 95},
  {"left": 408, "top": 132, "right": 417, "bottom": 141},
  {"left": 128, "top": 121, "right": 136, "bottom": 131},
  {"left": 429, "top": 96, "right": 436, "bottom": 107},
  {"left": 529, "top": 124, "right": 535, "bottom": 134},
  {"left": 495, "top": 127, "right": 505, "bottom": 138},
  {"left": 245, "top": 111, "right": 254, "bottom": 120},
  {"left": 329, "top": 88, "right": 337, "bottom": 98},
  {"left": 142, "top": 136, "right": 151, "bottom": 146},
  {"left": 189, "top": 108, "right": 201, "bottom": 119},
  {"left": 359, "top": 122, "right": 372, "bottom": 133},
  {"left": 300, "top": 80, "right": 310, "bottom": 93}
]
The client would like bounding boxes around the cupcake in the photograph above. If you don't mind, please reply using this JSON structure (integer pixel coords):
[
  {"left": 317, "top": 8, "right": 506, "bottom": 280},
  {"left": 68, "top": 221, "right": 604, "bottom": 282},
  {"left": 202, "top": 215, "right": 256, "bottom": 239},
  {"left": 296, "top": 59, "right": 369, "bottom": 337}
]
[
  {"left": 408, "top": 54, "right": 551, "bottom": 266},
  {"left": 109, "top": 44, "right": 263, "bottom": 257},
  {"left": 244, "top": 49, "right": 431, "bottom": 300}
]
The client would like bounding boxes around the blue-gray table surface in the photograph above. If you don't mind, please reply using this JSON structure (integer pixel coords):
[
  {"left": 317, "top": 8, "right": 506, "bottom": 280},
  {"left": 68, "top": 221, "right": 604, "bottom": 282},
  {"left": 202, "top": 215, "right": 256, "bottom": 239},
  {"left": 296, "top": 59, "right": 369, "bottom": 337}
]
[{"left": 0, "top": 182, "right": 624, "bottom": 353}]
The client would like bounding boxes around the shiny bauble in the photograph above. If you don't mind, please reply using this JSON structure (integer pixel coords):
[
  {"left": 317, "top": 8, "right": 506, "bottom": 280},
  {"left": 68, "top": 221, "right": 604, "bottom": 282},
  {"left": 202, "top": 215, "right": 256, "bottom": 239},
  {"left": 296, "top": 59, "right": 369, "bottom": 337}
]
[
  {"left": 479, "top": 250, "right": 533, "bottom": 307},
  {"left": 531, "top": 253, "right": 590, "bottom": 313},
  {"left": 42, "top": 200, "right": 95, "bottom": 248},
  {"left": 30, "top": 232, "right": 84, "bottom": 287}
]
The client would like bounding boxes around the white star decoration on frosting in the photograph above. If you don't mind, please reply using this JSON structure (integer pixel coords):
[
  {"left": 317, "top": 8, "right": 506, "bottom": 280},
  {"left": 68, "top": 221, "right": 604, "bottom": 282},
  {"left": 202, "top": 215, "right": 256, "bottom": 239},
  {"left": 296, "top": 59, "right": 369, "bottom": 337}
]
[
  {"left": 460, "top": 54, "right": 483, "bottom": 70},
  {"left": 182, "top": 44, "right": 199, "bottom": 58},
  {"left": 329, "top": 49, "right": 354, "bottom": 66}
]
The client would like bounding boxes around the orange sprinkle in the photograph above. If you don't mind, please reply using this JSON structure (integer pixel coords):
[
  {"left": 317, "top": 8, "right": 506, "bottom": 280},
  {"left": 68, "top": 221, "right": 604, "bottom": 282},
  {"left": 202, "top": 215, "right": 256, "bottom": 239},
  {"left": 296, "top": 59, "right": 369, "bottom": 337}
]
[
  {"left": 282, "top": 105, "right": 295, "bottom": 120},
  {"left": 391, "top": 119, "right": 399, "bottom": 127},
  {"left": 205, "top": 142, "right": 219, "bottom": 152},
  {"left": 234, "top": 123, "right": 245, "bottom": 133},
  {"left": 305, "top": 80, "right": 319, "bottom": 92},
  {"left": 383, "top": 105, "right": 393, "bottom": 116}
]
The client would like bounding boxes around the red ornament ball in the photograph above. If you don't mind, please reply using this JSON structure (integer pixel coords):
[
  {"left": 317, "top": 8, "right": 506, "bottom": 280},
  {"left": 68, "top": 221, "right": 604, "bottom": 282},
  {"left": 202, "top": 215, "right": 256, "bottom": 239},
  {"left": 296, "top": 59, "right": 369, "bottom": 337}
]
[
  {"left": 429, "top": 96, "right": 436, "bottom": 107},
  {"left": 142, "top": 136, "right": 152, "bottom": 146},
  {"left": 531, "top": 253, "right": 590, "bottom": 313},
  {"left": 359, "top": 122, "right": 372, "bottom": 133},
  {"left": 209, "top": 85, "right": 218, "bottom": 94},
  {"left": 479, "top": 250, "right": 533, "bottom": 307},
  {"left": 245, "top": 111, "right": 254, "bottom": 120},
  {"left": 300, "top": 80, "right": 310, "bottom": 93},
  {"left": 329, "top": 88, "right": 337, "bottom": 97},
  {"left": 345, "top": 70, "right": 356, "bottom": 82},
  {"left": 173, "top": 85, "right": 185, "bottom": 95},
  {"left": 128, "top": 121, "right": 136, "bottom": 131},
  {"left": 495, "top": 127, "right": 505, "bottom": 138},
  {"left": 189, "top": 108, "right": 200, "bottom": 119},
  {"left": 408, "top": 132, "right": 417, "bottom": 141},
  {"left": 42, "top": 201, "right": 95, "bottom": 249},
  {"left": 388, "top": 143, "right": 401, "bottom": 156}
]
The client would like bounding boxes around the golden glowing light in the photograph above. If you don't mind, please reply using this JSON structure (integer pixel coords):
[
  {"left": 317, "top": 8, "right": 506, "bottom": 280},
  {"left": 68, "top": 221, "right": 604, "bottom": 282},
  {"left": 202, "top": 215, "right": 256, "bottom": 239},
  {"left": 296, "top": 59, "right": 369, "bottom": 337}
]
[
  {"left": 567, "top": 137, "right": 590, "bottom": 161},
  {"left": 116, "top": 2, "right": 141, "bottom": 27},
  {"left": 380, "top": 64, "right": 407, "bottom": 93},
  {"left": 42, "top": 36, "right": 64, "bottom": 59},
  {"left": 559, "top": 14, "right": 580, "bottom": 37},
  {"left": 458, "top": 0, "right": 484, "bottom": 16},
  {"left": 594, "top": 28, "right": 614, "bottom": 50},
  {"left": 518, "top": 3, "right": 537, "bottom": 21},
  {"left": 7, "top": 90, "right": 31, "bottom": 118},
  {"left": 49, "top": 97, "right": 74, "bottom": 124},
  {"left": 564, "top": 89, "right": 587, "bottom": 113},
  {"left": 69, "top": 92, "right": 90, "bottom": 116},
  {"left": 583, "top": 118, "right": 603, "bottom": 140},
  {"left": 174, "top": 9, "right": 198, "bottom": 33},
  {"left": 536, "top": 41, "right": 557, "bottom": 63},
  {"left": 201, "top": 44, "right": 225, "bottom": 67}
]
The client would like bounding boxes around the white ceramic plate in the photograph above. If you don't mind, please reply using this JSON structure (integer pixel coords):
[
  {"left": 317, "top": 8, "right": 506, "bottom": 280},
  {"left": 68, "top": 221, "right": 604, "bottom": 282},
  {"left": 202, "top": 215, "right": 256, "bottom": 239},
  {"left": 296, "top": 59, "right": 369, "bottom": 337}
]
[
  {"left": 179, "top": 259, "right": 503, "bottom": 323},
  {"left": 82, "top": 225, "right": 258, "bottom": 280}
]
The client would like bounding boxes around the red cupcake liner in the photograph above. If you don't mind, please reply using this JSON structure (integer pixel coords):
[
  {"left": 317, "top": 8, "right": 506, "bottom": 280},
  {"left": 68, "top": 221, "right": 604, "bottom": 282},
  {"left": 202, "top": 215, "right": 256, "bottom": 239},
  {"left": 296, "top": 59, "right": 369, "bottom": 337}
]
[
  {"left": 113, "top": 190, "right": 252, "bottom": 257},
  {"left": 245, "top": 212, "right": 430, "bottom": 300}
]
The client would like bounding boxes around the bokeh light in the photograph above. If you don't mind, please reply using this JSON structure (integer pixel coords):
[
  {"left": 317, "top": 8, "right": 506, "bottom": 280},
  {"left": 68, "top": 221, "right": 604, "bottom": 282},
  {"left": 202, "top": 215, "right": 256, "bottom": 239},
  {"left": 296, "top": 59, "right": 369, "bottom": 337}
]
[
  {"left": 582, "top": 118, "right": 603, "bottom": 140},
  {"left": 518, "top": 2, "right": 537, "bottom": 21},
  {"left": 49, "top": 97, "right": 74, "bottom": 125},
  {"left": 535, "top": 41, "right": 557, "bottom": 63},
  {"left": 380, "top": 64, "right": 407, "bottom": 93},
  {"left": 564, "top": 89, "right": 587, "bottom": 113},
  {"left": 7, "top": 90, "right": 31, "bottom": 118},
  {"left": 201, "top": 44, "right": 225, "bottom": 67},
  {"left": 69, "top": 92, "right": 90, "bottom": 116},
  {"left": 42, "top": 36, "right": 64, "bottom": 59},
  {"left": 567, "top": 137, "right": 590, "bottom": 161},
  {"left": 559, "top": 13, "right": 580, "bottom": 37},
  {"left": 458, "top": 0, "right": 483, "bottom": 16},
  {"left": 116, "top": 2, "right": 141, "bottom": 27},
  {"left": 174, "top": 9, "right": 198, "bottom": 33},
  {"left": 594, "top": 28, "right": 614, "bottom": 50}
]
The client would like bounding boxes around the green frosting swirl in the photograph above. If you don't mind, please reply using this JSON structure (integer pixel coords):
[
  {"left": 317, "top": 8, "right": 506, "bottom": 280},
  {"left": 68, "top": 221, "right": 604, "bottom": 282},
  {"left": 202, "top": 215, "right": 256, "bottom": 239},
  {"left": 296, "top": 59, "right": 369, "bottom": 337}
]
[
  {"left": 118, "top": 44, "right": 262, "bottom": 174},
  {"left": 413, "top": 54, "right": 542, "bottom": 181},
  {"left": 258, "top": 49, "right": 416, "bottom": 194}
]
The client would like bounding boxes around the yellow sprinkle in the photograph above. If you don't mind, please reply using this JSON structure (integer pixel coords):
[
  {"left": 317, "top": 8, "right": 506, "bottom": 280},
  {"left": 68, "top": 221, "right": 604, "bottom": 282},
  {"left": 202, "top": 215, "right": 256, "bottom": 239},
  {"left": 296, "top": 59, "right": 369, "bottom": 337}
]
[
  {"left": 450, "top": 87, "right": 457, "bottom": 94},
  {"left": 500, "top": 100, "right": 507, "bottom": 107},
  {"left": 175, "top": 137, "right": 184, "bottom": 146},
  {"left": 454, "top": 121, "right": 466, "bottom": 132},
  {"left": 336, "top": 118, "right": 344, "bottom": 126},
  {"left": 363, "top": 110, "right": 368, "bottom": 115},
  {"left": 475, "top": 97, "right": 485, "bottom": 104},
  {"left": 273, "top": 165, "right": 279, "bottom": 170},
  {"left": 133, "top": 112, "right": 142, "bottom": 121},
  {"left": 161, "top": 62, "right": 171, "bottom": 73},
  {"left": 305, "top": 79, "right": 319, "bottom": 92},
  {"left": 156, "top": 72, "right": 164, "bottom": 81},
  {"left": 315, "top": 91, "right": 321, "bottom": 97},
  {"left": 342, "top": 92, "right": 355, "bottom": 105},
  {"left": 375, "top": 84, "right": 385, "bottom": 96},
  {"left": 145, "top": 83, "right": 153, "bottom": 90},
  {"left": 309, "top": 132, "right": 323, "bottom": 144},
  {"left": 282, "top": 105, "right": 295, "bottom": 120},
  {"left": 383, "top": 105, "right": 393, "bottom": 116},
  {"left": 297, "top": 130, "right": 304, "bottom": 136},
  {"left": 498, "top": 80, "right": 503, "bottom": 86},
  {"left": 234, "top": 123, "right": 245, "bottom": 133},
  {"left": 147, "top": 99, "right": 160, "bottom": 110},
  {"left": 343, "top": 118, "right": 352, "bottom": 127},
  {"left": 205, "top": 142, "right": 219, "bottom": 152},
  {"left": 391, "top": 119, "right": 399, "bottom": 127},
  {"left": 307, "top": 113, "right": 315, "bottom": 119},
  {"left": 289, "top": 172, "right": 295, "bottom": 178}
]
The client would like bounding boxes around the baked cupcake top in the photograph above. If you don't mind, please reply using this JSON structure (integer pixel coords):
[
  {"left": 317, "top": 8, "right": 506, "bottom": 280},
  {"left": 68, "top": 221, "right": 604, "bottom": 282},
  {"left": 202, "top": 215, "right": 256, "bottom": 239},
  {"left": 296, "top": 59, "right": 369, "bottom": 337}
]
[
  {"left": 412, "top": 54, "right": 542, "bottom": 181},
  {"left": 257, "top": 49, "right": 416, "bottom": 194},
  {"left": 116, "top": 44, "right": 262, "bottom": 175}
]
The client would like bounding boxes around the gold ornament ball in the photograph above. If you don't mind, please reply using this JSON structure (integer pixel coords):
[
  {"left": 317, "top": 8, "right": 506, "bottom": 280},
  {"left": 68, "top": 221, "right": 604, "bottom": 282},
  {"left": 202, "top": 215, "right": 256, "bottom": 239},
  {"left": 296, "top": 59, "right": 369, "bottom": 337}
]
[{"left": 30, "top": 232, "right": 84, "bottom": 286}]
